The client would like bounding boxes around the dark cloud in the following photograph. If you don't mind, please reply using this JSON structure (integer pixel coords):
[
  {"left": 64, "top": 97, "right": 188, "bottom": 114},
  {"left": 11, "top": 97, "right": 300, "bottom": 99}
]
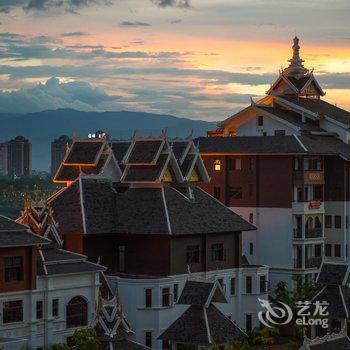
[
  {"left": 151, "top": 0, "right": 190, "bottom": 8},
  {"left": 119, "top": 21, "right": 151, "bottom": 27},
  {"left": 60, "top": 31, "right": 88, "bottom": 37},
  {"left": 0, "top": 0, "right": 110, "bottom": 14}
]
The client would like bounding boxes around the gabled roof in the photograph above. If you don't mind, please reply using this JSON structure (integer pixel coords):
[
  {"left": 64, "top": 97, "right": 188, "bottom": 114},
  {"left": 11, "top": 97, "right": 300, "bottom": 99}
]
[
  {"left": 308, "top": 336, "right": 350, "bottom": 350},
  {"left": 111, "top": 141, "right": 132, "bottom": 164},
  {"left": 158, "top": 304, "right": 246, "bottom": 344},
  {"left": 177, "top": 280, "right": 227, "bottom": 306},
  {"left": 125, "top": 139, "right": 164, "bottom": 165},
  {"left": 0, "top": 214, "right": 29, "bottom": 231}
]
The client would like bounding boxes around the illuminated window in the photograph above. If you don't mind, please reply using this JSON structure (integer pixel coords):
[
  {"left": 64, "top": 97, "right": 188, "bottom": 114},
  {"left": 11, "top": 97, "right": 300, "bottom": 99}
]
[{"left": 214, "top": 159, "right": 221, "bottom": 171}]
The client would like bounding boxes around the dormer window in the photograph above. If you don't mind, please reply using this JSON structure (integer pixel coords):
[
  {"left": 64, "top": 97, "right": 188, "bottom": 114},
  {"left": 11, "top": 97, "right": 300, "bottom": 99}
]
[{"left": 214, "top": 159, "right": 221, "bottom": 171}]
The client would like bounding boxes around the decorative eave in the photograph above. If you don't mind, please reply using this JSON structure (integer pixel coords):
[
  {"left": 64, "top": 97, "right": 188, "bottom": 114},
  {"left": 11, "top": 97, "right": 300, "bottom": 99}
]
[
  {"left": 266, "top": 72, "right": 300, "bottom": 95},
  {"left": 299, "top": 73, "right": 325, "bottom": 96}
]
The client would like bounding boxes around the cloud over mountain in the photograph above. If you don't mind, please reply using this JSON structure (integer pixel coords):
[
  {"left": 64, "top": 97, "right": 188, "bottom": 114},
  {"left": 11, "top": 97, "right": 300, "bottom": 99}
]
[{"left": 0, "top": 77, "right": 121, "bottom": 114}]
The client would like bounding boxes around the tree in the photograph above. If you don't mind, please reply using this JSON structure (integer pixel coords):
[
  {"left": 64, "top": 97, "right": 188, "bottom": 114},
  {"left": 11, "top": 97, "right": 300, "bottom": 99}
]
[
  {"left": 51, "top": 344, "right": 69, "bottom": 350},
  {"left": 72, "top": 327, "right": 99, "bottom": 350},
  {"left": 250, "top": 327, "right": 279, "bottom": 346}
]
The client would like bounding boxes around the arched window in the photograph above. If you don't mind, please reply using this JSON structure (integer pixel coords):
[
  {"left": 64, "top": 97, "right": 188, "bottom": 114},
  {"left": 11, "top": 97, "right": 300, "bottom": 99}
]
[
  {"left": 66, "top": 296, "right": 88, "bottom": 328},
  {"left": 315, "top": 216, "right": 322, "bottom": 228}
]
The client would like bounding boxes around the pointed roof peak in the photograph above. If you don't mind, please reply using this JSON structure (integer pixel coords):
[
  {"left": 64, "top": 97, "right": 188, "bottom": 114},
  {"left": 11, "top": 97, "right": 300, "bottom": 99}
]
[{"left": 283, "top": 36, "right": 309, "bottom": 78}]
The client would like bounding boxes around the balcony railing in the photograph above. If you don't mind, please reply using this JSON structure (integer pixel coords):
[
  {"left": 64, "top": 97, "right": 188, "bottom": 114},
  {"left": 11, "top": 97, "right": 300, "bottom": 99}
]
[
  {"left": 294, "top": 170, "right": 324, "bottom": 185},
  {"left": 292, "top": 201, "right": 324, "bottom": 213},
  {"left": 294, "top": 258, "right": 302, "bottom": 269},
  {"left": 293, "top": 228, "right": 323, "bottom": 239},
  {"left": 305, "top": 257, "right": 322, "bottom": 269},
  {"left": 305, "top": 227, "right": 323, "bottom": 239}
]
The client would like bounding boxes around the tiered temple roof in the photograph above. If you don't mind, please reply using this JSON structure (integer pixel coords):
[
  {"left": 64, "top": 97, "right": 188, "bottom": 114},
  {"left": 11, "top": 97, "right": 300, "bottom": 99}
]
[
  {"left": 16, "top": 199, "right": 105, "bottom": 276},
  {"left": 158, "top": 280, "right": 246, "bottom": 345}
]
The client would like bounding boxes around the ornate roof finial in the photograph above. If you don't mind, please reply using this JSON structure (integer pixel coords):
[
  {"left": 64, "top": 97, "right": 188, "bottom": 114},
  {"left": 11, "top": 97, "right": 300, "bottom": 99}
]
[{"left": 283, "top": 36, "right": 309, "bottom": 78}]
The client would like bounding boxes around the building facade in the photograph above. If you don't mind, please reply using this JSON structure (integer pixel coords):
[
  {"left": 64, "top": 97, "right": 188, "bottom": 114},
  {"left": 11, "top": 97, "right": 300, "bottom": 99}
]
[
  {"left": 0, "top": 206, "right": 104, "bottom": 349},
  {"left": 47, "top": 134, "right": 269, "bottom": 349},
  {"left": 0, "top": 143, "right": 7, "bottom": 176},
  {"left": 198, "top": 37, "right": 350, "bottom": 290},
  {"left": 51, "top": 135, "right": 72, "bottom": 177},
  {"left": 7, "top": 136, "right": 32, "bottom": 178}
]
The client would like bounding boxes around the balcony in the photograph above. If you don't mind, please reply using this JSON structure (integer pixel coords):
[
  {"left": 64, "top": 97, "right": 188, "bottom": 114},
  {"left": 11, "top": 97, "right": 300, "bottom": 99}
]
[
  {"left": 305, "top": 257, "right": 322, "bottom": 269},
  {"left": 294, "top": 170, "right": 324, "bottom": 185},
  {"left": 292, "top": 200, "right": 324, "bottom": 214},
  {"left": 293, "top": 256, "right": 322, "bottom": 269},
  {"left": 306, "top": 227, "right": 323, "bottom": 239}
]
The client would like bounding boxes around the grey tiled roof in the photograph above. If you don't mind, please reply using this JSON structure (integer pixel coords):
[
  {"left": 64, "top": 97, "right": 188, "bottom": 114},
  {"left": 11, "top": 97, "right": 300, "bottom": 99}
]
[
  {"left": 0, "top": 230, "right": 50, "bottom": 247},
  {"left": 299, "top": 135, "right": 350, "bottom": 159},
  {"left": 111, "top": 141, "right": 132, "bottom": 164},
  {"left": 50, "top": 178, "right": 255, "bottom": 236},
  {"left": 256, "top": 106, "right": 324, "bottom": 131},
  {"left": 127, "top": 140, "right": 163, "bottom": 164},
  {"left": 317, "top": 263, "right": 348, "bottom": 285},
  {"left": 165, "top": 187, "right": 255, "bottom": 234},
  {"left": 312, "top": 285, "right": 348, "bottom": 319},
  {"left": 44, "top": 261, "right": 105, "bottom": 275},
  {"left": 123, "top": 154, "right": 169, "bottom": 182},
  {"left": 55, "top": 164, "right": 82, "bottom": 182},
  {"left": 309, "top": 336, "right": 350, "bottom": 350},
  {"left": 158, "top": 304, "right": 245, "bottom": 344},
  {"left": 178, "top": 281, "right": 214, "bottom": 306},
  {"left": 41, "top": 247, "right": 85, "bottom": 262},
  {"left": 281, "top": 96, "right": 350, "bottom": 126},
  {"left": 172, "top": 140, "right": 190, "bottom": 161},
  {"left": 65, "top": 141, "right": 104, "bottom": 164},
  {"left": 178, "top": 280, "right": 226, "bottom": 306},
  {"left": 0, "top": 215, "right": 28, "bottom": 231},
  {"left": 196, "top": 136, "right": 304, "bottom": 154}
]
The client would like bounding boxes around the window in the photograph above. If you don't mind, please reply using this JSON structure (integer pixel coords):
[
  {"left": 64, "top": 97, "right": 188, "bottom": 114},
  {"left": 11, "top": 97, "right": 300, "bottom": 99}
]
[
  {"left": 213, "top": 187, "right": 221, "bottom": 199},
  {"left": 249, "top": 213, "right": 254, "bottom": 223},
  {"left": 230, "top": 277, "right": 236, "bottom": 295},
  {"left": 257, "top": 115, "right": 264, "bottom": 126},
  {"left": 173, "top": 284, "right": 178, "bottom": 303},
  {"left": 335, "top": 244, "right": 341, "bottom": 257},
  {"left": 4, "top": 256, "right": 23, "bottom": 282},
  {"left": 229, "top": 158, "right": 242, "bottom": 171},
  {"left": 145, "top": 331, "right": 152, "bottom": 348},
  {"left": 246, "top": 276, "right": 252, "bottom": 294},
  {"left": 162, "top": 287, "right": 171, "bottom": 307},
  {"left": 214, "top": 159, "right": 221, "bottom": 171},
  {"left": 260, "top": 276, "right": 267, "bottom": 293},
  {"left": 335, "top": 216, "right": 342, "bottom": 229},
  {"left": 3, "top": 300, "right": 23, "bottom": 324},
  {"left": 275, "top": 130, "right": 286, "bottom": 136},
  {"left": 245, "top": 314, "right": 252, "bottom": 332},
  {"left": 52, "top": 299, "right": 59, "bottom": 317},
  {"left": 295, "top": 157, "right": 303, "bottom": 170},
  {"left": 325, "top": 215, "right": 332, "bottom": 228},
  {"left": 249, "top": 242, "right": 254, "bottom": 255},
  {"left": 66, "top": 296, "right": 88, "bottom": 328},
  {"left": 211, "top": 243, "right": 224, "bottom": 261},
  {"left": 229, "top": 187, "right": 242, "bottom": 200},
  {"left": 249, "top": 158, "right": 254, "bottom": 171},
  {"left": 145, "top": 289, "right": 152, "bottom": 308},
  {"left": 117, "top": 245, "right": 125, "bottom": 272},
  {"left": 36, "top": 300, "right": 43, "bottom": 320},
  {"left": 186, "top": 245, "right": 200, "bottom": 264},
  {"left": 325, "top": 244, "right": 332, "bottom": 257}
]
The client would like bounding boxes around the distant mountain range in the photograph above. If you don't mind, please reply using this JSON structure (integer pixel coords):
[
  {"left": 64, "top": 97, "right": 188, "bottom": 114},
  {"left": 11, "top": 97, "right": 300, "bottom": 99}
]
[{"left": 0, "top": 109, "right": 217, "bottom": 171}]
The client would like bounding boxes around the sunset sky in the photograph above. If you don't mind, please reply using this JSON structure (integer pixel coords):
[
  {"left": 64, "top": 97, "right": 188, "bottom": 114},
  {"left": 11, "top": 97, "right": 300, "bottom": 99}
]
[{"left": 0, "top": 0, "right": 349, "bottom": 120}]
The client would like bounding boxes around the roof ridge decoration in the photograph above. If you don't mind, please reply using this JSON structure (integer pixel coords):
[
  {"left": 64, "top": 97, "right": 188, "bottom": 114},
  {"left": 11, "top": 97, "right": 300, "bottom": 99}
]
[
  {"left": 283, "top": 36, "right": 309, "bottom": 78},
  {"left": 302, "top": 325, "right": 349, "bottom": 348}
]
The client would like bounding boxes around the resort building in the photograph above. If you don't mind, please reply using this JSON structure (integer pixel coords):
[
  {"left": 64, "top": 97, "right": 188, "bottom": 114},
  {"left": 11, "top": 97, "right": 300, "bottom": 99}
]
[
  {"left": 197, "top": 37, "right": 350, "bottom": 289},
  {"left": 47, "top": 134, "right": 269, "bottom": 349},
  {"left": 0, "top": 203, "right": 104, "bottom": 349}
]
